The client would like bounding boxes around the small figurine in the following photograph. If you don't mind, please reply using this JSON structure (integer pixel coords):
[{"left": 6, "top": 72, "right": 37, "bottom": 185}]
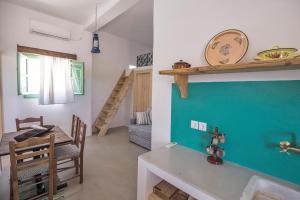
[{"left": 206, "top": 127, "right": 226, "bottom": 165}]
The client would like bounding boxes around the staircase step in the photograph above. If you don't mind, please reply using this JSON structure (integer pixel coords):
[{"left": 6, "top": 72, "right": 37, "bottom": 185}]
[
  {"left": 95, "top": 117, "right": 106, "bottom": 126},
  {"left": 110, "top": 95, "right": 119, "bottom": 101},
  {"left": 112, "top": 90, "right": 121, "bottom": 95},
  {"left": 102, "top": 110, "right": 111, "bottom": 116},
  {"left": 117, "top": 80, "right": 126, "bottom": 85},
  {"left": 97, "top": 117, "right": 105, "bottom": 124},
  {"left": 114, "top": 87, "right": 121, "bottom": 92},
  {"left": 95, "top": 123, "right": 105, "bottom": 130},
  {"left": 104, "top": 103, "right": 114, "bottom": 109}
]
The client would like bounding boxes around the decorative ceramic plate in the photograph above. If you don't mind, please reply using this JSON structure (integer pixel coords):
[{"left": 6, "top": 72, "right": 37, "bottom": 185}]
[
  {"left": 205, "top": 29, "right": 249, "bottom": 66},
  {"left": 254, "top": 46, "right": 300, "bottom": 61}
]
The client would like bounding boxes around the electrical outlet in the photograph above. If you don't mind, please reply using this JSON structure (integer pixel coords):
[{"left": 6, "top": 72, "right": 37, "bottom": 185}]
[
  {"left": 198, "top": 122, "right": 207, "bottom": 132},
  {"left": 191, "top": 120, "right": 198, "bottom": 129}
]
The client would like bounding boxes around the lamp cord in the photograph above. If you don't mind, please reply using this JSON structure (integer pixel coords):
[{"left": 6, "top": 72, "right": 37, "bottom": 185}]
[{"left": 95, "top": 4, "right": 98, "bottom": 33}]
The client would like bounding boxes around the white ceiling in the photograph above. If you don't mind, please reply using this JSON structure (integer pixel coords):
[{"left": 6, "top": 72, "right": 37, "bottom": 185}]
[
  {"left": 1, "top": 0, "right": 113, "bottom": 25},
  {"left": 2, "top": 0, "right": 153, "bottom": 46},
  {"left": 1, "top": 0, "right": 140, "bottom": 27},
  {"left": 101, "top": 0, "right": 153, "bottom": 47}
]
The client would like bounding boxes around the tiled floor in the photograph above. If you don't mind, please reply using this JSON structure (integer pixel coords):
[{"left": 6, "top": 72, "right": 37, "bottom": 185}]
[{"left": 0, "top": 127, "right": 148, "bottom": 200}]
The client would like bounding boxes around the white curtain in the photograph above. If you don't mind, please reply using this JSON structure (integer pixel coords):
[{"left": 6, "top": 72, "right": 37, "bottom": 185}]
[{"left": 39, "top": 56, "right": 74, "bottom": 105}]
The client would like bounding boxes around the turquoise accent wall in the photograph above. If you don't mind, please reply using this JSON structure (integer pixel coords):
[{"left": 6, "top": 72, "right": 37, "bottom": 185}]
[{"left": 171, "top": 80, "right": 300, "bottom": 185}]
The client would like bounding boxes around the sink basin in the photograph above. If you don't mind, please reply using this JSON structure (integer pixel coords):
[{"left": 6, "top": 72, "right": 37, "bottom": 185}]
[{"left": 240, "top": 176, "right": 300, "bottom": 200}]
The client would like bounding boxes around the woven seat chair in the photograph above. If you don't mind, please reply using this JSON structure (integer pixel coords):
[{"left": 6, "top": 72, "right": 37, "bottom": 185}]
[
  {"left": 71, "top": 115, "right": 80, "bottom": 139},
  {"left": 55, "top": 120, "right": 87, "bottom": 186},
  {"left": 16, "top": 116, "right": 43, "bottom": 131},
  {"left": 9, "top": 135, "right": 55, "bottom": 200}
]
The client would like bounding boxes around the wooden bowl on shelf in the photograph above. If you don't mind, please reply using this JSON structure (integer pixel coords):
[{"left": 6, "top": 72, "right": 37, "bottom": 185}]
[{"left": 172, "top": 60, "right": 191, "bottom": 69}]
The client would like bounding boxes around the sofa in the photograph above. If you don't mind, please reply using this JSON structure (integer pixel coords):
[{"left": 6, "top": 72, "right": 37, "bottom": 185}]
[{"left": 128, "top": 118, "right": 151, "bottom": 150}]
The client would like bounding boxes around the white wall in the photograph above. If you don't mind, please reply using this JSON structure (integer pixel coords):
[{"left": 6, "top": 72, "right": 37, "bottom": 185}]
[
  {"left": 92, "top": 32, "right": 152, "bottom": 129},
  {"left": 152, "top": 0, "right": 300, "bottom": 149},
  {"left": 0, "top": 2, "right": 93, "bottom": 135}
]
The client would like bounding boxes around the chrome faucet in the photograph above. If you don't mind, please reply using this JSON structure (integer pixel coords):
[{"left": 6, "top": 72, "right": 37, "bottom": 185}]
[{"left": 279, "top": 141, "right": 300, "bottom": 154}]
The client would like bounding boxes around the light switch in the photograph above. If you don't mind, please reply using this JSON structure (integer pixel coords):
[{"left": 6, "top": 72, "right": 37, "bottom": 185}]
[
  {"left": 191, "top": 120, "right": 198, "bottom": 130},
  {"left": 198, "top": 122, "right": 207, "bottom": 132}
]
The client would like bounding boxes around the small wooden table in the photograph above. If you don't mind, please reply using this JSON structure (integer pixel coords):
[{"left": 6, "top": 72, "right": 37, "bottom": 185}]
[{"left": 0, "top": 126, "right": 73, "bottom": 157}]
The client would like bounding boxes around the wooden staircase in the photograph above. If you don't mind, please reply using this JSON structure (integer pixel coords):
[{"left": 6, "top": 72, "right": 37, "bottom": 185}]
[{"left": 94, "top": 70, "right": 133, "bottom": 136}]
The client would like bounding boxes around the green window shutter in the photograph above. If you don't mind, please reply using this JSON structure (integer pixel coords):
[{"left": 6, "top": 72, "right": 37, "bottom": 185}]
[
  {"left": 71, "top": 60, "right": 84, "bottom": 95},
  {"left": 17, "top": 52, "right": 41, "bottom": 98}
]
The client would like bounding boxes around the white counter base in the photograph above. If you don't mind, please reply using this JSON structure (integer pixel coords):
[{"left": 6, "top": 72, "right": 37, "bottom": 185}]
[{"left": 137, "top": 145, "right": 300, "bottom": 200}]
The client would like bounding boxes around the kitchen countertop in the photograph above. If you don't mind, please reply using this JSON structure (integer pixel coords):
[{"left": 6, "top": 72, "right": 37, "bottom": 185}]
[{"left": 139, "top": 144, "right": 300, "bottom": 200}]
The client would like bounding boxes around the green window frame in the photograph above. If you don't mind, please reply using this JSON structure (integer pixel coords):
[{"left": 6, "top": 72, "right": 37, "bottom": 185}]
[
  {"left": 71, "top": 60, "right": 84, "bottom": 95},
  {"left": 17, "top": 52, "right": 84, "bottom": 98}
]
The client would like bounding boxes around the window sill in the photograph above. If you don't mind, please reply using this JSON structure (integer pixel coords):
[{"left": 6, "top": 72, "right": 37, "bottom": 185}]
[{"left": 19, "top": 94, "right": 84, "bottom": 99}]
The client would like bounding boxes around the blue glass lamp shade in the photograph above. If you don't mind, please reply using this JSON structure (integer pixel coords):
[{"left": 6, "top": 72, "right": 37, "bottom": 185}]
[{"left": 91, "top": 33, "right": 100, "bottom": 53}]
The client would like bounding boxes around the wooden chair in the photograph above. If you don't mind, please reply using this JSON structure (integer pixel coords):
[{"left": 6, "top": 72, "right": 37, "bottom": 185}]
[
  {"left": 55, "top": 120, "right": 87, "bottom": 185},
  {"left": 9, "top": 135, "right": 55, "bottom": 200},
  {"left": 71, "top": 115, "right": 80, "bottom": 139},
  {"left": 16, "top": 116, "right": 44, "bottom": 131}
]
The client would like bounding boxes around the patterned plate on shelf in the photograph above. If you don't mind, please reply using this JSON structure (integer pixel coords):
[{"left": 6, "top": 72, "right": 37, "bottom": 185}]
[
  {"left": 205, "top": 29, "right": 249, "bottom": 66},
  {"left": 254, "top": 46, "right": 300, "bottom": 61}
]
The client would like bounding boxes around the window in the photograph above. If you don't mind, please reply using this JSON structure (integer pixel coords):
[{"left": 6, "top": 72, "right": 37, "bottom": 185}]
[{"left": 17, "top": 52, "right": 84, "bottom": 98}]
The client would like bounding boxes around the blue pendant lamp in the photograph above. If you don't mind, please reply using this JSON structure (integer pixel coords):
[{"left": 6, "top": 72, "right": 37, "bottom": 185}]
[
  {"left": 91, "top": 33, "right": 100, "bottom": 53},
  {"left": 91, "top": 4, "right": 100, "bottom": 53}
]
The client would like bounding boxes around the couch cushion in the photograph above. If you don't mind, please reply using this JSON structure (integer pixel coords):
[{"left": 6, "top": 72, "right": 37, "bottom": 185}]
[
  {"left": 129, "top": 133, "right": 151, "bottom": 150},
  {"left": 128, "top": 124, "right": 151, "bottom": 139},
  {"left": 136, "top": 111, "right": 151, "bottom": 125}
]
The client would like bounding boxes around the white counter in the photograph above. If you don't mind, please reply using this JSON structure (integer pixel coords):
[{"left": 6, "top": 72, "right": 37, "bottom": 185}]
[{"left": 137, "top": 144, "right": 300, "bottom": 200}]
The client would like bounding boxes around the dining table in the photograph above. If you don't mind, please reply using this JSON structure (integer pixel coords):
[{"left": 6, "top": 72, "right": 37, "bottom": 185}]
[{"left": 0, "top": 126, "right": 73, "bottom": 157}]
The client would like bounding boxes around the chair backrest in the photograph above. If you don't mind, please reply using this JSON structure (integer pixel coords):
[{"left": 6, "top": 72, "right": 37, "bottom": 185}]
[
  {"left": 71, "top": 115, "right": 80, "bottom": 138},
  {"left": 16, "top": 116, "right": 44, "bottom": 131},
  {"left": 9, "top": 135, "right": 55, "bottom": 200},
  {"left": 74, "top": 120, "right": 87, "bottom": 156}
]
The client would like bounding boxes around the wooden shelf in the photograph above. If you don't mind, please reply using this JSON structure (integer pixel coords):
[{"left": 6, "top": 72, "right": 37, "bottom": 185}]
[{"left": 159, "top": 58, "right": 300, "bottom": 98}]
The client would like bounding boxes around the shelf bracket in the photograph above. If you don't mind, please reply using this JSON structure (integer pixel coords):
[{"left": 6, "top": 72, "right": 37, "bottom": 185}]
[{"left": 174, "top": 75, "right": 188, "bottom": 98}]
